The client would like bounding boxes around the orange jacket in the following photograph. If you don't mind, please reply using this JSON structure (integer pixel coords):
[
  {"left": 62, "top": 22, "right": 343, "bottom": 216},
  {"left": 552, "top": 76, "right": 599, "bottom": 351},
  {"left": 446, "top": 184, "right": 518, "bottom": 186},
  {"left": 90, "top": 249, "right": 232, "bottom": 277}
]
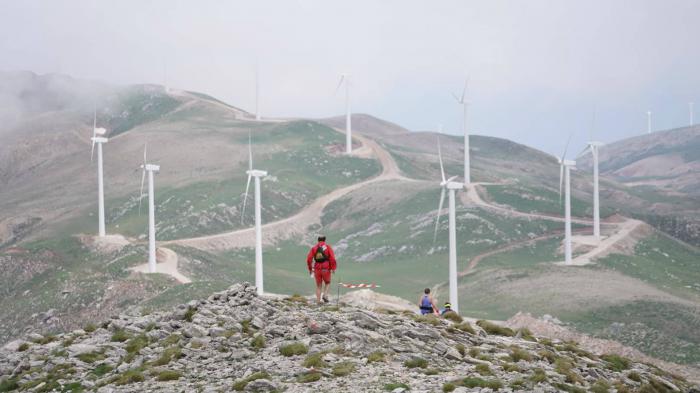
[{"left": 306, "top": 242, "right": 337, "bottom": 273}]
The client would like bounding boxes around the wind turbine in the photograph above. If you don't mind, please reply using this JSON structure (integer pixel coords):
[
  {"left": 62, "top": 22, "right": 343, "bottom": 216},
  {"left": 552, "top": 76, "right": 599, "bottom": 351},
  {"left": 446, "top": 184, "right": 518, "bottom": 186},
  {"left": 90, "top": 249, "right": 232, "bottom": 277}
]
[
  {"left": 690, "top": 102, "right": 694, "bottom": 126},
  {"left": 90, "top": 107, "right": 108, "bottom": 237},
  {"left": 335, "top": 73, "right": 352, "bottom": 154},
  {"left": 451, "top": 78, "right": 470, "bottom": 184},
  {"left": 139, "top": 143, "right": 160, "bottom": 273},
  {"left": 647, "top": 111, "right": 652, "bottom": 134},
  {"left": 433, "top": 136, "right": 464, "bottom": 314},
  {"left": 577, "top": 141, "right": 604, "bottom": 239},
  {"left": 558, "top": 136, "right": 576, "bottom": 264},
  {"left": 241, "top": 133, "right": 268, "bottom": 295}
]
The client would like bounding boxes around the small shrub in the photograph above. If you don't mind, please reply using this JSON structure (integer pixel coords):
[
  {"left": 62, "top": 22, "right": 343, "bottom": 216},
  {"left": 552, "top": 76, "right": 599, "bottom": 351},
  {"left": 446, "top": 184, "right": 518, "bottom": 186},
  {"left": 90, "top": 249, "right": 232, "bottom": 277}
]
[
  {"left": 476, "top": 320, "right": 514, "bottom": 336},
  {"left": 76, "top": 351, "right": 106, "bottom": 364},
  {"left": 250, "top": 335, "right": 266, "bottom": 349},
  {"left": 442, "top": 382, "right": 456, "bottom": 392},
  {"left": 286, "top": 294, "right": 308, "bottom": 304},
  {"left": 332, "top": 362, "right": 356, "bottom": 377},
  {"left": 241, "top": 319, "right": 254, "bottom": 335},
  {"left": 404, "top": 357, "right": 428, "bottom": 369},
  {"left": 190, "top": 340, "right": 204, "bottom": 349},
  {"left": 223, "top": 329, "right": 237, "bottom": 339},
  {"left": 454, "top": 322, "right": 476, "bottom": 334},
  {"left": 424, "top": 368, "right": 440, "bottom": 375},
  {"left": 519, "top": 327, "right": 537, "bottom": 341},
  {"left": 92, "top": 363, "right": 114, "bottom": 377},
  {"left": 530, "top": 368, "right": 547, "bottom": 383},
  {"left": 509, "top": 346, "right": 533, "bottom": 362},
  {"left": 537, "top": 349, "right": 556, "bottom": 363},
  {"left": 367, "top": 351, "right": 385, "bottom": 363},
  {"left": 556, "top": 342, "right": 596, "bottom": 359},
  {"left": 125, "top": 335, "right": 149, "bottom": 354},
  {"left": 539, "top": 338, "right": 553, "bottom": 346},
  {"left": 468, "top": 347, "right": 481, "bottom": 358},
  {"left": 627, "top": 371, "right": 642, "bottom": 382},
  {"left": 554, "top": 358, "right": 582, "bottom": 384},
  {"left": 145, "top": 322, "right": 156, "bottom": 332},
  {"left": 455, "top": 343, "right": 465, "bottom": 356},
  {"left": 162, "top": 334, "right": 181, "bottom": 346},
  {"left": 601, "top": 354, "right": 630, "bottom": 372},
  {"left": 444, "top": 312, "right": 463, "bottom": 323},
  {"left": 414, "top": 314, "right": 441, "bottom": 326},
  {"left": 156, "top": 370, "right": 182, "bottom": 381},
  {"left": 152, "top": 346, "right": 182, "bottom": 366},
  {"left": 303, "top": 352, "right": 328, "bottom": 368},
  {"left": 17, "top": 343, "right": 29, "bottom": 352},
  {"left": 279, "top": 342, "right": 308, "bottom": 357},
  {"left": 183, "top": 307, "right": 196, "bottom": 322},
  {"left": 62, "top": 337, "right": 75, "bottom": 348},
  {"left": 510, "top": 378, "right": 526, "bottom": 389},
  {"left": 111, "top": 329, "right": 130, "bottom": 343},
  {"left": 502, "top": 363, "right": 521, "bottom": 373},
  {"left": 297, "top": 371, "right": 322, "bottom": 383},
  {"left": 461, "top": 377, "right": 503, "bottom": 389},
  {"left": 384, "top": 382, "right": 410, "bottom": 391},
  {"left": 233, "top": 372, "right": 270, "bottom": 391},
  {"left": 113, "top": 369, "right": 145, "bottom": 385},
  {"left": 475, "top": 363, "right": 492, "bottom": 376},
  {"left": 613, "top": 382, "right": 632, "bottom": 393},
  {"left": 0, "top": 377, "right": 19, "bottom": 392},
  {"left": 590, "top": 379, "right": 610, "bottom": 393},
  {"left": 32, "top": 335, "right": 57, "bottom": 345},
  {"left": 553, "top": 383, "right": 586, "bottom": 393}
]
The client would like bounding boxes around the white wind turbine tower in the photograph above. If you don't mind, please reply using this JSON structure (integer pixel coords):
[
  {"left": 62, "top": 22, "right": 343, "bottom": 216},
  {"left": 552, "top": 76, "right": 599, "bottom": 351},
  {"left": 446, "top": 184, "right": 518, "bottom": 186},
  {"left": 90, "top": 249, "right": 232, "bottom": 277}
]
[
  {"left": 690, "top": 102, "right": 694, "bottom": 126},
  {"left": 90, "top": 107, "right": 108, "bottom": 237},
  {"left": 452, "top": 78, "right": 470, "bottom": 184},
  {"left": 139, "top": 143, "right": 160, "bottom": 273},
  {"left": 335, "top": 73, "right": 352, "bottom": 154},
  {"left": 433, "top": 137, "right": 464, "bottom": 313},
  {"left": 577, "top": 141, "right": 604, "bottom": 240},
  {"left": 241, "top": 133, "right": 268, "bottom": 295},
  {"left": 558, "top": 136, "right": 576, "bottom": 264}
]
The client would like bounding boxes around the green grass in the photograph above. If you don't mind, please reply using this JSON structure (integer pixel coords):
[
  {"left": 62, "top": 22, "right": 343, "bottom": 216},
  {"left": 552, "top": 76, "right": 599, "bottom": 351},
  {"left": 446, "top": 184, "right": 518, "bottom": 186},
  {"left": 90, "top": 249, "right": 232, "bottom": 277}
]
[
  {"left": 384, "top": 382, "right": 410, "bottom": 391},
  {"left": 596, "top": 233, "right": 700, "bottom": 300},
  {"left": 476, "top": 320, "right": 515, "bottom": 336},
  {"left": 111, "top": 329, "right": 130, "bottom": 342},
  {"left": 297, "top": 371, "right": 322, "bottom": 383},
  {"left": 76, "top": 351, "right": 105, "bottom": 364},
  {"left": 600, "top": 354, "right": 630, "bottom": 371},
  {"left": 112, "top": 369, "right": 145, "bottom": 386},
  {"left": 302, "top": 352, "right": 328, "bottom": 368},
  {"left": 232, "top": 371, "right": 271, "bottom": 391},
  {"left": 482, "top": 184, "right": 603, "bottom": 218},
  {"left": 155, "top": 370, "right": 182, "bottom": 381},
  {"left": 403, "top": 357, "right": 428, "bottom": 369},
  {"left": 91, "top": 363, "right": 113, "bottom": 377},
  {"left": 151, "top": 346, "right": 182, "bottom": 366},
  {"left": 332, "top": 362, "right": 356, "bottom": 377},
  {"left": 367, "top": 351, "right": 385, "bottom": 363},
  {"left": 279, "top": 342, "right": 308, "bottom": 357},
  {"left": 250, "top": 335, "right": 266, "bottom": 349}
]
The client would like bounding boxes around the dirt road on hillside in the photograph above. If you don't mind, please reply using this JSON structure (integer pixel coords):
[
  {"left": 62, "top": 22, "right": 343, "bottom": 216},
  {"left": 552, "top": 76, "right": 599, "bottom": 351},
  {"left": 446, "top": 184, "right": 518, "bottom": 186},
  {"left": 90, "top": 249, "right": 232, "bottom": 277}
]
[{"left": 166, "top": 133, "right": 411, "bottom": 251}]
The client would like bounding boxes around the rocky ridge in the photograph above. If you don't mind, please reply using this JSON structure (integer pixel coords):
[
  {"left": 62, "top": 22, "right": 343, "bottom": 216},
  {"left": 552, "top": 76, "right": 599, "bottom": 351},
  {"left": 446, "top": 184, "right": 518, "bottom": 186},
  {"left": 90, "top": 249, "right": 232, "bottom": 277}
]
[{"left": 0, "top": 283, "right": 697, "bottom": 393}]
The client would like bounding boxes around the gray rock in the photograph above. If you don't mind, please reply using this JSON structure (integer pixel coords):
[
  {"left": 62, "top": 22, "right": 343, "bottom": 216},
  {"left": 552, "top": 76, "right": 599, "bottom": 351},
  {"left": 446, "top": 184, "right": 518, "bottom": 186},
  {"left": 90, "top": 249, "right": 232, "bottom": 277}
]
[
  {"left": 183, "top": 324, "right": 207, "bottom": 338},
  {"left": 208, "top": 327, "right": 226, "bottom": 337},
  {"left": 67, "top": 344, "right": 99, "bottom": 356},
  {"left": 244, "top": 379, "right": 277, "bottom": 392}
]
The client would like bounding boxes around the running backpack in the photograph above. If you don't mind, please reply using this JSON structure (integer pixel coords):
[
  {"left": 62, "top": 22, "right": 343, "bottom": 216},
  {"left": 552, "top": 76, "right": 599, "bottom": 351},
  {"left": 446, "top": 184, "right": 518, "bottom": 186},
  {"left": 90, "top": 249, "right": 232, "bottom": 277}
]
[{"left": 314, "top": 244, "right": 328, "bottom": 263}]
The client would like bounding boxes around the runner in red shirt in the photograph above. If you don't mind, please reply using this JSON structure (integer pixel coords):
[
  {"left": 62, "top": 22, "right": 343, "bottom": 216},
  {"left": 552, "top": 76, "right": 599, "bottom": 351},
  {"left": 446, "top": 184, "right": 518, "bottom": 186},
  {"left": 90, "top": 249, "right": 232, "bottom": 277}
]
[{"left": 306, "top": 235, "right": 337, "bottom": 304}]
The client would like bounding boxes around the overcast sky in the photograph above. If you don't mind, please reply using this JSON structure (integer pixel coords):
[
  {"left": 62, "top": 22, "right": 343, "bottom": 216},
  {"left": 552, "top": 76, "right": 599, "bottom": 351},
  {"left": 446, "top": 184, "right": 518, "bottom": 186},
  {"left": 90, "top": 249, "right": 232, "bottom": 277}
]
[{"left": 1, "top": 0, "right": 699, "bottom": 155}]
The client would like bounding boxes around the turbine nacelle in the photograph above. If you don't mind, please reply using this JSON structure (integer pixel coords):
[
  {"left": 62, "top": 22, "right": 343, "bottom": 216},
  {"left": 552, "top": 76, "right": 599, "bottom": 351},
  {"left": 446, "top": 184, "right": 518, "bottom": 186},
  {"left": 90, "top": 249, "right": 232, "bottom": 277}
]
[
  {"left": 94, "top": 127, "right": 107, "bottom": 136},
  {"left": 142, "top": 164, "right": 160, "bottom": 172},
  {"left": 446, "top": 181, "right": 464, "bottom": 190},
  {"left": 247, "top": 169, "right": 268, "bottom": 177},
  {"left": 559, "top": 159, "right": 576, "bottom": 167},
  {"left": 91, "top": 136, "right": 109, "bottom": 144}
]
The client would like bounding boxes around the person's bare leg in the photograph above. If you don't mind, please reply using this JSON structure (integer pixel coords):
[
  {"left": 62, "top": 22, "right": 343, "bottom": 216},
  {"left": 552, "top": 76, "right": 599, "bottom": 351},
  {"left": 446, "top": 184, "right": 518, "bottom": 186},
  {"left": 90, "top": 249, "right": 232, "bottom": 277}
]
[
  {"left": 315, "top": 281, "right": 322, "bottom": 304},
  {"left": 322, "top": 281, "right": 331, "bottom": 301}
]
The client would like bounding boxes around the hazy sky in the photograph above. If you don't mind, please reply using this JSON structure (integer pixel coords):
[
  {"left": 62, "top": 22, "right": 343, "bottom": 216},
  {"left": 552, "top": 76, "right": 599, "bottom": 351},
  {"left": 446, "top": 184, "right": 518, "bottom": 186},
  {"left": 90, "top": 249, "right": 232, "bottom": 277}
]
[{"left": 1, "top": 0, "right": 699, "bottom": 155}]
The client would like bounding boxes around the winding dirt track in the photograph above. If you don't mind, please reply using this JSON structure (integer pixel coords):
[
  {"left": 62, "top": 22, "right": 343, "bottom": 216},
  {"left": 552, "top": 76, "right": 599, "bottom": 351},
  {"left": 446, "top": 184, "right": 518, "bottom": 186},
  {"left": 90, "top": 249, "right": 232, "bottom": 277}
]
[{"left": 165, "top": 133, "right": 411, "bottom": 251}]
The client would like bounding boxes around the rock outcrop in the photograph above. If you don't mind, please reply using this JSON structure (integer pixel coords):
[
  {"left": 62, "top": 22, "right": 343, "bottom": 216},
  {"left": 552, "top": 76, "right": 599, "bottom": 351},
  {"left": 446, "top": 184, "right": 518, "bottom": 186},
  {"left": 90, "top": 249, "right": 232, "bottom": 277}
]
[{"left": 0, "top": 283, "right": 696, "bottom": 392}]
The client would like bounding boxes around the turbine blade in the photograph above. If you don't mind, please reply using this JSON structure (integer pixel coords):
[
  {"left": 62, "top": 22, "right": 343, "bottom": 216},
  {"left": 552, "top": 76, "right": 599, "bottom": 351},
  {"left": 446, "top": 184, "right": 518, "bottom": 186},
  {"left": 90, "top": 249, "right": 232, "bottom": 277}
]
[
  {"left": 437, "top": 137, "right": 446, "bottom": 183},
  {"left": 562, "top": 132, "right": 573, "bottom": 160},
  {"left": 143, "top": 142, "right": 148, "bottom": 164},
  {"left": 241, "top": 174, "right": 252, "bottom": 224},
  {"left": 450, "top": 92, "right": 460, "bottom": 102},
  {"left": 460, "top": 77, "right": 469, "bottom": 102},
  {"left": 139, "top": 169, "right": 146, "bottom": 215},
  {"left": 447, "top": 175, "right": 458, "bottom": 183},
  {"left": 93, "top": 104, "right": 96, "bottom": 130},
  {"left": 433, "top": 187, "right": 446, "bottom": 243},
  {"left": 575, "top": 145, "right": 591, "bottom": 160},
  {"left": 334, "top": 75, "right": 345, "bottom": 95},
  {"left": 91, "top": 139, "right": 95, "bottom": 162}
]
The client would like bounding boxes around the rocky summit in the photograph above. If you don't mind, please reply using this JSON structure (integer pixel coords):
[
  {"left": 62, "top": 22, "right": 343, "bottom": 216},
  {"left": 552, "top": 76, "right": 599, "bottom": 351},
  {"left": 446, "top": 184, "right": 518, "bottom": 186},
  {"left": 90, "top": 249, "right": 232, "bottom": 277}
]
[{"left": 0, "top": 283, "right": 697, "bottom": 393}]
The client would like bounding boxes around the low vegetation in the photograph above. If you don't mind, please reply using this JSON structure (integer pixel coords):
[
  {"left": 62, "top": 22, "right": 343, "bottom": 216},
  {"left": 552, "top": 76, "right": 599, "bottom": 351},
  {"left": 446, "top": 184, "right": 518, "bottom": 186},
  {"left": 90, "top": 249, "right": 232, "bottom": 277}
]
[
  {"left": 279, "top": 342, "right": 309, "bottom": 357},
  {"left": 404, "top": 357, "right": 428, "bottom": 369},
  {"left": 476, "top": 320, "right": 515, "bottom": 336},
  {"left": 233, "top": 371, "right": 270, "bottom": 391}
]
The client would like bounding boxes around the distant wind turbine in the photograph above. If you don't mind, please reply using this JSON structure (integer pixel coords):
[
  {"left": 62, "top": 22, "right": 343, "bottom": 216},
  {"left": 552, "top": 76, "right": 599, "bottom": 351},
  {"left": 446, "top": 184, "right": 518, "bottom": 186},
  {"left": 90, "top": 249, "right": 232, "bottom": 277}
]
[
  {"left": 90, "top": 106, "right": 108, "bottom": 237},
  {"left": 558, "top": 135, "right": 576, "bottom": 264},
  {"left": 433, "top": 136, "right": 464, "bottom": 314},
  {"left": 335, "top": 74, "right": 352, "bottom": 154},
  {"left": 139, "top": 143, "right": 160, "bottom": 273},
  {"left": 690, "top": 102, "right": 694, "bottom": 126},
  {"left": 241, "top": 133, "right": 268, "bottom": 295},
  {"left": 451, "top": 78, "right": 470, "bottom": 184}
]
